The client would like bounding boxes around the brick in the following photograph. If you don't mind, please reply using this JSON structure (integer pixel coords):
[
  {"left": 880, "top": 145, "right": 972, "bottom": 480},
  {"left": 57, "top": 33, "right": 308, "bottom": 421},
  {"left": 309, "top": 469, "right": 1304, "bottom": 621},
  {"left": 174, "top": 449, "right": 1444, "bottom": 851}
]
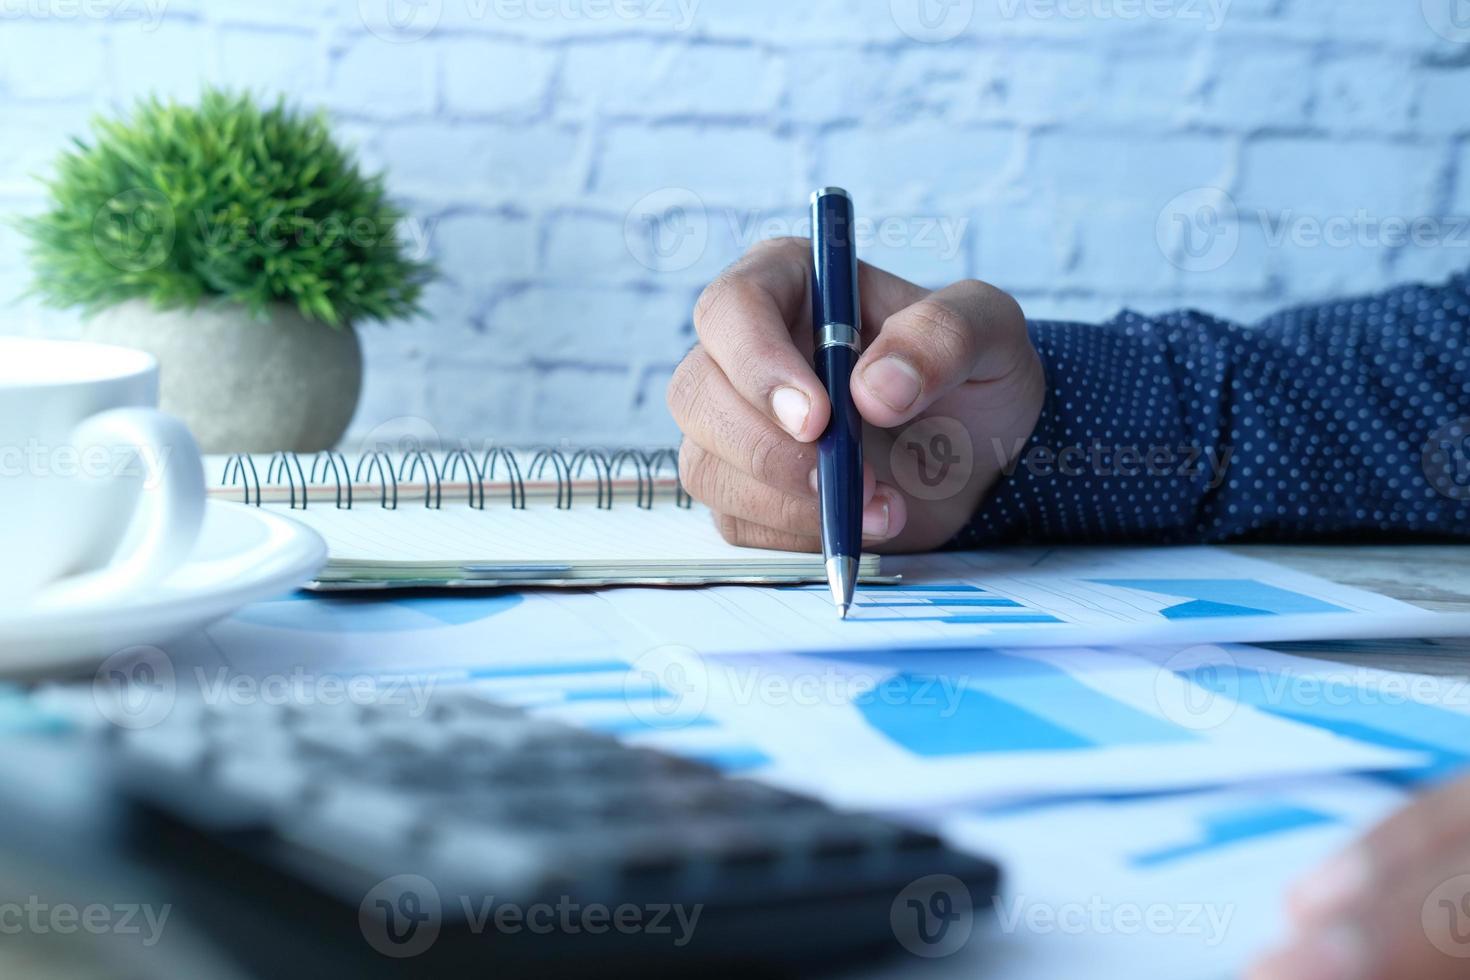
[
  {"left": 1069, "top": 201, "right": 1179, "bottom": 294},
  {"left": 785, "top": 47, "right": 895, "bottom": 124},
  {"left": 107, "top": 20, "right": 211, "bottom": 102},
  {"left": 818, "top": 125, "right": 1020, "bottom": 210},
  {"left": 965, "top": 46, "right": 1110, "bottom": 126},
  {"left": 594, "top": 125, "right": 797, "bottom": 204},
  {"left": 694, "top": 0, "right": 893, "bottom": 43},
  {"left": 437, "top": 0, "right": 706, "bottom": 39},
  {"left": 1100, "top": 49, "right": 1206, "bottom": 129},
  {"left": 1238, "top": 139, "right": 1442, "bottom": 221},
  {"left": 629, "top": 363, "right": 682, "bottom": 444},
  {"left": 1418, "top": 69, "right": 1470, "bottom": 136},
  {"left": 327, "top": 37, "right": 435, "bottom": 117},
  {"left": 1030, "top": 133, "right": 1228, "bottom": 208},
  {"left": 1454, "top": 144, "right": 1470, "bottom": 216},
  {"left": 202, "top": 0, "right": 338, "bottom": 27},
  {"left": 0, "top": 104, "right": 95, "bottom": 194},
  {"left": 561, "top": 40, "right": 781, "bottom": 118},
  {"left": 1312, "top": 55, "right": 1416, "bottom": 135},
  {"left": 217, "top": 28, "right": 322, "bottom": 93},
  {"left": 1, "top": 20, "right": 105, "bottom": 100},
  {"left": 543, "top": 208, "right": 742, "bottom": 285},
  {"left": 378, "top": 122, "right": 584, "bottom": 201},
  {"left": 1194, "top": 42, "right": 1313, "bottom": 130},
  {"left": 856, "top": 211, "right": 970, "bottom": 288},
  {"left": 485, "top": 285, "right": 691, "bottom": 364},
  {"left": 530, "top": 365, "right": 638, "bottom": 440},
  {"left": 441, "top": 38, "right": 557, "bottom": 116},
  {"left": 432, "top": 210, "right": 538, "bottom": 288},
  {"left": 974, "top": 200, "right": 1077, "bottom": 293},
  {"left": 423, "top": 361, "right": 533, "bottom": 442}
]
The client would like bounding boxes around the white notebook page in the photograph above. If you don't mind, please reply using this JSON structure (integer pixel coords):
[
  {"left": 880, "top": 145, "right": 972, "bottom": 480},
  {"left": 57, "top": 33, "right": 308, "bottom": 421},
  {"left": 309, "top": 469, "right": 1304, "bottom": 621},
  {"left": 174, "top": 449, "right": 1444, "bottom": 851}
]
[{"left": 276, "top": 501, "right": 822, "bottom": 569}]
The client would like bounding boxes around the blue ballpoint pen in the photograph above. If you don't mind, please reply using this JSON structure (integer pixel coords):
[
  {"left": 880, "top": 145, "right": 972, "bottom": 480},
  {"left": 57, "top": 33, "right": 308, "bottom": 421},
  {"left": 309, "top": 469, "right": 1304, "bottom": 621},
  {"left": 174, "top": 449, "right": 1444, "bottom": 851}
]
[{"left": 809, "top": 187, "right": 864, "bottom": 619}]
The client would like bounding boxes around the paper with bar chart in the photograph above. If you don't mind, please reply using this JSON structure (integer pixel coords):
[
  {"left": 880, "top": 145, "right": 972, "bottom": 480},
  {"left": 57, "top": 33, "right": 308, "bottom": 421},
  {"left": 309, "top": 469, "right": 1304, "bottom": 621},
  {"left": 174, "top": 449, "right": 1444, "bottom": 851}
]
[
  {"left": 588, "top": 546, "right": 1470, "bottom": 655},
  {"left": 642, "top": 644, "right": 1425, "bottom": 808},
  {"left": 934, "top": 774, "right": 1413, "bottom": 980}
]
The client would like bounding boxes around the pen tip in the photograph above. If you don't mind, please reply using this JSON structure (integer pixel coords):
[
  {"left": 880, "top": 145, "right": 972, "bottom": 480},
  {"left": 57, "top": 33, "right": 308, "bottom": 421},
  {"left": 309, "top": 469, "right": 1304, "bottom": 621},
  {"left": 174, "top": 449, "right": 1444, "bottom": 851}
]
[{"left": 838, "top": 603, "right": 850, "bottom": 620}]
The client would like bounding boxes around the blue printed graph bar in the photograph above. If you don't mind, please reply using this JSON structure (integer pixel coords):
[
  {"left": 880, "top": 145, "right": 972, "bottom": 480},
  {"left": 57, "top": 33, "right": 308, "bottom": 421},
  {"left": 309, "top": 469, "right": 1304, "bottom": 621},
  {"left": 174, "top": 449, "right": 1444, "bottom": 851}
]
[
  {"left": 786, "top": 580, "right": 1064, "bottom": 625},
  {"left": 1181, "top": 665, "right": 1470, "bottom": 785},
  {"left": 1129, "top": 803, "right": 1337, "bottom": 868},
  {"left": 824, "top": 651, "right": 1194, "bottom": 757}
]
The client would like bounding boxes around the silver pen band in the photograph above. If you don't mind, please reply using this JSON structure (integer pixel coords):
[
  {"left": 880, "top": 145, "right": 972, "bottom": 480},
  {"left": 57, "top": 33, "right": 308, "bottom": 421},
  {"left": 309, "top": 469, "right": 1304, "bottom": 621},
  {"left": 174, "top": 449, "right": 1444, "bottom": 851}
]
[{"left": 818, "top": 322, "right": 860, "bottom": 351}]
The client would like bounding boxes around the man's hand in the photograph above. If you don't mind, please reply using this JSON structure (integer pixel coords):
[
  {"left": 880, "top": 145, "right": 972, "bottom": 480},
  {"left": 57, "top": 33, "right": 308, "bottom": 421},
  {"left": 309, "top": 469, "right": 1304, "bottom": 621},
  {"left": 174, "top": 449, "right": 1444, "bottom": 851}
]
[
  {"left": 668, "top": 238, "right": 1044, "bottom": 553},
  {"left": 1250, "top": 774, "right": 1470, "bottom": 980}
]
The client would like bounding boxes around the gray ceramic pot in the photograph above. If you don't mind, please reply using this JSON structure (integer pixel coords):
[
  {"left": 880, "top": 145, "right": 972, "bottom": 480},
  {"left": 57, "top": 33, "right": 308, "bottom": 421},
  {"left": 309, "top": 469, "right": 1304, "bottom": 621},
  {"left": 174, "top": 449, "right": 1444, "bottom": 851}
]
[{"left": 82, "top": 300, "right": 362, "bottom": 454}]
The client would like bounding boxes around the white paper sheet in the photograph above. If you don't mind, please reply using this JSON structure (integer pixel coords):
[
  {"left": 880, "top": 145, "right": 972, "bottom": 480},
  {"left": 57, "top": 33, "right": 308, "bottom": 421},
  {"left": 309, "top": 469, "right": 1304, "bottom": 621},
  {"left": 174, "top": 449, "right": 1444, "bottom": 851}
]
[{"left": 588, "top": 546, "right": 1470, "bottom": 654}]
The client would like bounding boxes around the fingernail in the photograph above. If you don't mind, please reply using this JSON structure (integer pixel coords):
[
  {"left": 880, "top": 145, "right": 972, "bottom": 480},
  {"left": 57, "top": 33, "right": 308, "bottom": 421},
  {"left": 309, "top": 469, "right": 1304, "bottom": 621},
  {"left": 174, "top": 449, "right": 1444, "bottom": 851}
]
[
  {"left": 862, "top": 496, "right": 891, "bottom": 539},
  {"left": 1292, "top": 849, "right": 1371, "bottom": 923},
  {"left": 861, "top": 356, "right": 923, "bottom": 413},
  {"left": 808, "top": 468, "right": 819, "bottom": 494},
  {"left": 772, "top": 386, "right": 810, "bottom": 437}
]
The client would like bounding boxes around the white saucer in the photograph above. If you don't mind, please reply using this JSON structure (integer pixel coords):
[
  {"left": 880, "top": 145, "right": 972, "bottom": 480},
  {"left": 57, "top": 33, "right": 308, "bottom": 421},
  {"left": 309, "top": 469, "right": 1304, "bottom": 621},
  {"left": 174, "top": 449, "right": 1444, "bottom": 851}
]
[{"left": 0, "top": 501, "right": 327, "bottom": 676}]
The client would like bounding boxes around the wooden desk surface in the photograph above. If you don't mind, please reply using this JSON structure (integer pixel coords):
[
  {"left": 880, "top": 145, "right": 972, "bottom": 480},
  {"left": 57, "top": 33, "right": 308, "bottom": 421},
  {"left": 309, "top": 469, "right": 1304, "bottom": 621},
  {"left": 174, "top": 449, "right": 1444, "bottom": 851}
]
[{"left": 1230, "top": 545, "right": 1470, "bottom": 679}]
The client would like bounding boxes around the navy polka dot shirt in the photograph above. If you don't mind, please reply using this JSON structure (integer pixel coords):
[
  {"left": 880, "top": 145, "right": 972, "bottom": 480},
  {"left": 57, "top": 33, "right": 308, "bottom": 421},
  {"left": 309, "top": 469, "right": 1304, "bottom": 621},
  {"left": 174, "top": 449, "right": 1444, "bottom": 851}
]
[{"left": 958, "top": 272, "right": 1470, "bottom": 545}]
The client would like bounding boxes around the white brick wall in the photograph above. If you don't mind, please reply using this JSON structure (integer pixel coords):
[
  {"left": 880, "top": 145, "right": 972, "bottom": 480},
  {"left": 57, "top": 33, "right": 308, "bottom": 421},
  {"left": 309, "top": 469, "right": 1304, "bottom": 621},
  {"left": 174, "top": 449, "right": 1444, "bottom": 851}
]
[{"left": 1, "top": 0, "right": 1467, "bottom": 447}]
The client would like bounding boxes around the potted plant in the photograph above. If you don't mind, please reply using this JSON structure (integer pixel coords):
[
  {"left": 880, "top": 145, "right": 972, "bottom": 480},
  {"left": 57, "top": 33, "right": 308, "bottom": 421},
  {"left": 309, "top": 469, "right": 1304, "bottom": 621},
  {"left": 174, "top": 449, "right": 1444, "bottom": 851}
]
[{"left": 20, "top": 89, "right": 433, "bottom": 453}]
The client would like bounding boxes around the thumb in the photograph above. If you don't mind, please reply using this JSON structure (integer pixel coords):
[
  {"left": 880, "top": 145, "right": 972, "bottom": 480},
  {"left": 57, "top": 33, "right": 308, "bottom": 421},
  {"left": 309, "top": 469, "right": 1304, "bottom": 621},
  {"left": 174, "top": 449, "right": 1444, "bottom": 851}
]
[{"left": 851, "top": 279, "right": 1027, "bottom": 428}]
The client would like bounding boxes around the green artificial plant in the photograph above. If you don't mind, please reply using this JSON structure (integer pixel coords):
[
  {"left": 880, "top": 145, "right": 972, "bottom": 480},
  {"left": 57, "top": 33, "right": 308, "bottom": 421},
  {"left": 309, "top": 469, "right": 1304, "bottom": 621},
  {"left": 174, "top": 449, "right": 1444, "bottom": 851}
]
[{"left": 20, "top": 88, "right": 431, "bottom": 327}]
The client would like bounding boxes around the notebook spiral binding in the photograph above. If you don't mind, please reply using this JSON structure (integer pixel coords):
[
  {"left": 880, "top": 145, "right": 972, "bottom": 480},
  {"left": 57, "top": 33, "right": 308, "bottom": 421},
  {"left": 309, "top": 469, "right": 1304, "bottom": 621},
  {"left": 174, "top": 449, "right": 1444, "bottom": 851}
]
[{"left": 221, "top": 448, "right": 691, "bottom": 512}]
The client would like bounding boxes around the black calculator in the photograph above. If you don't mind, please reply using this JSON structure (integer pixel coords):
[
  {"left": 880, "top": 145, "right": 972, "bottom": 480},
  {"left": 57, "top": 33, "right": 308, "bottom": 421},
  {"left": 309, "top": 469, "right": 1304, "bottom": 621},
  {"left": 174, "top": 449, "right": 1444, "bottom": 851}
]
[{"left": 104, "top": 689, "right": 1001, "bottom": 977}]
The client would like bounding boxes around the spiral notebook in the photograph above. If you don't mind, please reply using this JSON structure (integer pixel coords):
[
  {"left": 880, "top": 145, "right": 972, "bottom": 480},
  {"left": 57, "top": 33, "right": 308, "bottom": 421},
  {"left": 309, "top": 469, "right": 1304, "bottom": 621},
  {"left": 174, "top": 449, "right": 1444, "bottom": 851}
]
[{"left": 207, "top": 449, "right": 885, "bottom": 590}]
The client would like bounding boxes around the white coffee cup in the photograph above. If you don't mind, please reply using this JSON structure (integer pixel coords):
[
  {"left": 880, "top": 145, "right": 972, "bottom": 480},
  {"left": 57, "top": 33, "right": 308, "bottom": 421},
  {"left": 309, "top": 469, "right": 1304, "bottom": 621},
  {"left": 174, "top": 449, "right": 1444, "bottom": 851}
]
[{"left": 0, "top": 337, "right": 204, "bottom": 611}]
